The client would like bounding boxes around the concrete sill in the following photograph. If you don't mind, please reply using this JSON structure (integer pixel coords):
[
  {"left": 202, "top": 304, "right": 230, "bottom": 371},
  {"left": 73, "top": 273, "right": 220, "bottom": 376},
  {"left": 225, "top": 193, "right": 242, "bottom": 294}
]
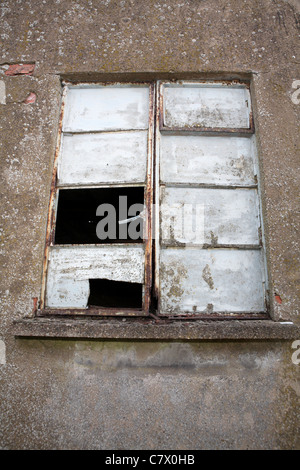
[{"left": 11, "top": 317, "right": 300, "bottom": 341}]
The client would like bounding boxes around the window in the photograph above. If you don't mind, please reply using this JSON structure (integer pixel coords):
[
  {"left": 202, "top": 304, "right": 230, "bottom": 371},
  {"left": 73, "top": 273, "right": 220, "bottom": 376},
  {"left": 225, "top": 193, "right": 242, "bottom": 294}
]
[{"left": 40, "top": 80, "right": 269, "bottom": 320}]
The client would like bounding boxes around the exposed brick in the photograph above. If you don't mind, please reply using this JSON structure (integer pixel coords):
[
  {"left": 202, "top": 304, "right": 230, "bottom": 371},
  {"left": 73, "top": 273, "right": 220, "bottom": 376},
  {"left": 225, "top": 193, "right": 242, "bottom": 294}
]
[
  {"left": 275, "top": 294, "right": 282, "bottom": 304},
  {"left": 5, "top": 63, "right": 35, "bottom": 76},
  {"left": 23, "top": 92, "right": 36, "bottom": 104}
]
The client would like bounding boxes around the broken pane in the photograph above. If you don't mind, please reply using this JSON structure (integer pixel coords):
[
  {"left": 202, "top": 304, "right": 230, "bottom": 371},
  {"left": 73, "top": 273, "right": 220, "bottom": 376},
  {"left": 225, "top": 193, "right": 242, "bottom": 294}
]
[
  {"left": 45, "top": 245, "right": 145, "bottom": 308},
  {"left": 54, "top": 187, "right": 144, "bottom": 244},
  {"left": 88, "top": 279, "right": 143, "bottom": 308}
]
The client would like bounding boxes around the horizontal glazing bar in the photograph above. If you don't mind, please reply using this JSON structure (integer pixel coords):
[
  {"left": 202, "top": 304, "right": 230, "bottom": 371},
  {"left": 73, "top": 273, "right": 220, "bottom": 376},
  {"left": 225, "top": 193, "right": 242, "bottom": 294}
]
[
  {"left": 161, "top": 244, "right": 262, "bottom": 249},
  {"left": 161, "top": 183, "right": 258, "bottom": 189},
  {"left": 57, "top": 183, "right": 146, "bottom": 189},
  {"left": 160, "top": 128, "right": 254, "bottom": 136},
  {"left": 62, "top": 128, "right": 149, "bottom": 135}
]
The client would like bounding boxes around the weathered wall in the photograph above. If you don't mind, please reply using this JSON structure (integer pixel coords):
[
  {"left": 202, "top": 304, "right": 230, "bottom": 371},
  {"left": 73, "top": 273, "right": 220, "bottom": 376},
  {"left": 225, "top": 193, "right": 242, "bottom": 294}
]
[{"left": 0, "top": 0, "right": 299, "bottom": 449}]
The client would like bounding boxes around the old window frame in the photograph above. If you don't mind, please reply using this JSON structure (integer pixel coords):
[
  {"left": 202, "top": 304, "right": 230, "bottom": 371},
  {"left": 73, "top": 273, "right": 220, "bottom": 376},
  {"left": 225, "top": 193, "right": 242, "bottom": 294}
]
[
  {"left": 40, "top": 82, "right": 155, "bottom": 317},
  {"left": 38, "top": 79, "right": 270, "bottom": 321}
]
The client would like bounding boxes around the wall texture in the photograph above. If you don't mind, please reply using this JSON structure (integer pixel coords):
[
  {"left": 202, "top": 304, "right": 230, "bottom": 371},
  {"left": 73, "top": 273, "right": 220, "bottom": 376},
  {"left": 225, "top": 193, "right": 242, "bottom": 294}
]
[{"left": 0, "top": 0, "right": 299, "bottom": 449}]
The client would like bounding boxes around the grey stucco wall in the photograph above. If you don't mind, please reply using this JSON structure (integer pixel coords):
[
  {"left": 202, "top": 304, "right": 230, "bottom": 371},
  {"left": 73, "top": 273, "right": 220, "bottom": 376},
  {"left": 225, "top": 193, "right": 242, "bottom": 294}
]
[{"left": 0, "top": 0, "right": 299, "bottom": 449}]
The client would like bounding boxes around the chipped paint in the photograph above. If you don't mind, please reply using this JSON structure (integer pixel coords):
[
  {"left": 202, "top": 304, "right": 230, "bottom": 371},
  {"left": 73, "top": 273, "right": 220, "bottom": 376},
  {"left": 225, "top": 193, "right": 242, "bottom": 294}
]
[
  {"left": 162, "top": 82, "right": 251, "bottom": 129},
  {"left": 160, "top": 248, "right": 266, "bottom": 314},
  {"left": 45, "top": 245, "right": 145, "bottom": 308},
  {"left": 42, "top": 83, "right": 153, "bottom": 314},
  {"left": 161, "top": 187, "right": 260, "bottom": 246},
  {"left": 202, "top": 264, "right": 214, "bottom": 290},
  {"left": 63, "top": 84, "right": 150, "bottom": 132},
  {"left": 58, "top": 131, "right": 148, "bottom": 186},
  {"left": 160, "top": 135, "right": 256, "bottom": 186}
]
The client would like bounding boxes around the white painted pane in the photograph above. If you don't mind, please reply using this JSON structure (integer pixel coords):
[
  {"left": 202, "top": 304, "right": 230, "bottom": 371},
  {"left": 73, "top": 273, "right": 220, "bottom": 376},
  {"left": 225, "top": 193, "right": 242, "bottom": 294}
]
[
  {"left": 46, "top": 245, "right": 144, "bottom": 308},
  {"left": 58, "top": 131, "right": 148, "bottom": 185},
  {"left": 160, "top": 135, "right": 256, "bottom": 185},
  {"left": 63, "top": 86, "right": 149, "bottom": 132},
  {"left": 160, "top": 248, "right": 265, "bottom": 314},
  {"left": 161, "top": 187, "right": 260, "bottom": 245},
  {"left": 163, "top": 84, "right": 250, "bottom": 128}
]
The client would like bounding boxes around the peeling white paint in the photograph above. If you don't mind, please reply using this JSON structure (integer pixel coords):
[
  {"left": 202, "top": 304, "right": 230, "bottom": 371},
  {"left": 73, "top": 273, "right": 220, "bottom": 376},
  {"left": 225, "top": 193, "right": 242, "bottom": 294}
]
[
  {"left": 160, "top": 135, "right": 255, "bottom": 186},
  {"left": 63, "top": 85, "right": 150, "bottom": 132},
  {"left": 163, "top": 83, "right": 251, "bottom": 129},
  {"left": 160, "top": 248, "right": 266, "bottom": 314},
  {"left": 58, "top": 130, "right": 147, "bottom": 186},
  {"left": 46, "top": 245, "right": 144, "bottom": 308},
  {"left": 161, "top": 187, "right": 260, "bottom": 245}
]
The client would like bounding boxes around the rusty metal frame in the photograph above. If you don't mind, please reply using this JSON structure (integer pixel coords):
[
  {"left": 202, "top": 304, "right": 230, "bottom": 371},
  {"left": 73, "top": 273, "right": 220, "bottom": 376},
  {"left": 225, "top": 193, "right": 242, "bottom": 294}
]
[
  {"left": 39, "top": 81, "right": 155, "bottom": 317},
  {"left": 150, "top": 312, "right": 268, "bottom": 321},
  {"left": 154, "top": 79, "right": 269, "bottom": 321},
  {"left": 38, "top": 79, "right": 269, "bottom": 321},
  {"left": 37, "top": 307, "right": 145, "bottom": 317},
  {"left": 143, "top": 83, "right": 155, "bottom": 314},
  {"left": 40, "top": 86, "right": 67, "bottom": 310},
  {"left": 158, "top": 80, "right": 255, "bottom": 135},
  {"left": 154, "top": 81, "right": 161, "bottom": 305}
]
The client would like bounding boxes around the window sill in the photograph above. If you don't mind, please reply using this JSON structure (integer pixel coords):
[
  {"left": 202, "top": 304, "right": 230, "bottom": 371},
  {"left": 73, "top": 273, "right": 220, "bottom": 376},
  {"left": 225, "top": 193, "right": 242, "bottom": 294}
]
[{"left": 11, "top": 317, "right": 300, "bottom": 341}]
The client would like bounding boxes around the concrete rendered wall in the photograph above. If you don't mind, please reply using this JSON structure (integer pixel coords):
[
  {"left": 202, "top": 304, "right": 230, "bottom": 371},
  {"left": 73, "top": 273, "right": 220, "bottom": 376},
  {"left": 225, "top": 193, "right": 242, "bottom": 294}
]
[{"left": 0, "top": 0, "right": 299, "bottom": 449}]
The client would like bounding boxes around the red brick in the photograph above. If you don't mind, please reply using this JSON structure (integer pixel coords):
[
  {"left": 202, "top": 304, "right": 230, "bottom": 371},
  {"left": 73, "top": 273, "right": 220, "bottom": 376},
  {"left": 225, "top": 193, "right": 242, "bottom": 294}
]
[
  {"left": 23, "top": 92, "right": 36, "bottom": 104},
  {"left": 5, "top": 63, "right": 35, "bottom": 76}
]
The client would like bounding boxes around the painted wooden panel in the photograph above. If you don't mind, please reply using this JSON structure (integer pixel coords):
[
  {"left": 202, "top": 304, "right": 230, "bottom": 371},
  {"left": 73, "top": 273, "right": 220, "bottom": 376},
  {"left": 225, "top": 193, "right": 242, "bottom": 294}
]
[
  {"left": 160, "top": 248, "right": 266, "bottom": 314},
  {"left": 163, "top": 84, "right": 250, "bottom": 129},
  {"left": 46, "top": 245, "right": 144, "bottom": 308},
  {"left": 160, "top": 187, "right": 260, "bottom": 246},
  {"left": 63, "top": 85, "right": 149, "bottom": 132},
  {"left": 58, "top": 131, "right": 148, "bottom": 186},
  {"left": 160, "top": 135, "right": 256, "bottom": 186}
]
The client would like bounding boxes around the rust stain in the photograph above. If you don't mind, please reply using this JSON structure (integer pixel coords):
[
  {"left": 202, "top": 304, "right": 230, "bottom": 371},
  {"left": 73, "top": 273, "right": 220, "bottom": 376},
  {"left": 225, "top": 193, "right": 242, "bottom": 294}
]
[
  {"left": 157, "top": 312, "right": 268, "bottom": 320},
  {"left": 159, "top": 79, "right": 254, "bottom": 134},
  {"left": 32, "top": 297, "right": 38, "bottom": 314},
  {"left": 40, "top": 89, "right": 66, "bottom": 309},
  {"left": 143, "top": 83, "right": 155, "bottom": 314},
  {"left": 37, "top": 307, "right": 147, "bottom": 317},
  {"left": 160, "top": 126, "right": 254, "bottom": 135}
]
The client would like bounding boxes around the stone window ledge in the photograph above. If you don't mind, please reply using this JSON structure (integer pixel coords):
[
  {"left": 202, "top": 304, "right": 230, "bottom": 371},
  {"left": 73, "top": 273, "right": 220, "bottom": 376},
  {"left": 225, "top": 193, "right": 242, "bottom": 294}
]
[{"left": 11, "top": 318, "right": 300, "bottom": 341}]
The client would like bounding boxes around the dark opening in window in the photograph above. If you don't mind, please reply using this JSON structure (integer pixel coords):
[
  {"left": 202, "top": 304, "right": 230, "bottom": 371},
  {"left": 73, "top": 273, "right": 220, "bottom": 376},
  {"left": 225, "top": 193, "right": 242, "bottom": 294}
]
[
  {"left": 88, "top": 279, "right": 143, "bottom": 309},
  {"left": 55, "top": 187, "right": 144, "bottom": 244}
]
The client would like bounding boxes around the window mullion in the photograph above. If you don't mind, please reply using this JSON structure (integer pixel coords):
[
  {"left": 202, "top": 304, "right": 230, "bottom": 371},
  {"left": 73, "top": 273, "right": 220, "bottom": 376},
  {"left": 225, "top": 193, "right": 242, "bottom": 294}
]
[{"left": 143, "top": 83, "right": 156, "bottom": 314}]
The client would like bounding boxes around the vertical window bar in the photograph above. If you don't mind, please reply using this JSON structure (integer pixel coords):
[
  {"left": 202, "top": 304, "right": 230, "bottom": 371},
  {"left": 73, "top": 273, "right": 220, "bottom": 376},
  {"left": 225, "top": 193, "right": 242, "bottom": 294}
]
[
  {"left": 40, "top": 86, "right": 67, "bottom": 310},
  {"left": 143, "top": 83, "right": 155, "bottom": 314},
  {"left": 154, "top": 82, "right": 163, "bottom": 303}
]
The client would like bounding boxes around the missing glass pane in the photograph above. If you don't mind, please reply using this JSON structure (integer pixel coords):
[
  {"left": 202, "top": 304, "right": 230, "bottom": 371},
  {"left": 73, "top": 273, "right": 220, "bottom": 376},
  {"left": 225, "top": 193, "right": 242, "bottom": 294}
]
[
  {"left": 88, "top": 279, "right": 143, "bottom": 309},
  {"left": 54, "top": 187, "right": 144, "bottom": 244}
]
